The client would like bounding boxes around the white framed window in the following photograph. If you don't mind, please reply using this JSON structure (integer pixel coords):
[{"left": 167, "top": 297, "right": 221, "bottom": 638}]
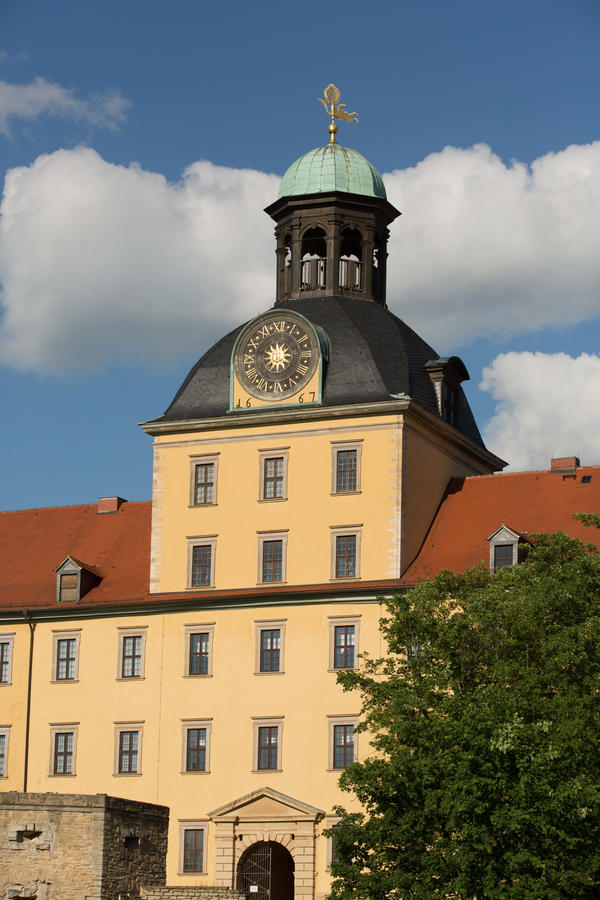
[
  {"left": 51, "top": 629, "right": 81, "bottom": 682},
  {"left": 187, "top": 535, "right": 217, "bottom": 589},
  {"left": 331, "top": 440, "right": 362, "bottom": 494},
  {"left": 328, "top": 715, "right": 358, "bottom": 770},
  {"left": 257, "top": 531, "right": 288, "bottom": 584},
  {"left": 116, "top": 627, "right": 147, "bottom": 680},
  {"left": 328, "top": 615, "right": 360, "bottom": 671},
  {"left": 0, "top": 726, "right": 10, "bottom": 777},
  {"left": 254, "top": 619, "right": 286, "bottom": 674},
  {"left": 0, "top": 634, "right": 15, "bottom": 685},
  {"left": 184, "top": 623, "right": 215, "bottom": 677},
  {"left": 49, "top": 723, "right": 79, "bottom": 776},
  {"left": 179, "top": 821, "right": 209, "bottom": 875},
  {"left": 258, "top": 448, "right": 289, "bottom": 501},
  {"left": 189, "top": 454, "right": 219, "bottom": 506},
  {"left": 114, "top": 722, "right": 144, "bottom": 775},
  {"left": 330, "top": 525, "right": 362, "bottom": 580},
  {"left": 181, "top": 719, "right": 212, "bottom": 773},
  {"left": 252, "top": 717, "right": 283, "bottom": 772}
]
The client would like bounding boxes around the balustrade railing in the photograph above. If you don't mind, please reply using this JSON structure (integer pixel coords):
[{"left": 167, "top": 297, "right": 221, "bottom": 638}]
[
  {"left": 339, "top": 258, "right": 362, "bottom": 291},
  {"left": 301, "top": 258, "right": 326, "bottom": 290}
]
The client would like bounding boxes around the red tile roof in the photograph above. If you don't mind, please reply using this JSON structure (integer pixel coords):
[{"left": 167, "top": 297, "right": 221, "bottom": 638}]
[
  {"left": 0, "top": 501, "right": 151, "bottom": 609},
  {"left": 402, "top": 465, "right": 600, "bottom": 584}
]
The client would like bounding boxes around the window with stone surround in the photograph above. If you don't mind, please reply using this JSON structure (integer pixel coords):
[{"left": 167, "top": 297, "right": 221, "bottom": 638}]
[
  {"left": 330, "top": 526, "right": 362, "bottom": 580},
  {"left": 190, "top": 454, "right": 219, "bottom": 506},
  {"left": 187, "top": 536, "right": 217, "bottom": 589},
  {"left": 181, "top": 719, "right": 212, "bottom": 773},
  {"left": 331, "top": 440, "right": 362, "bottom": 494},
  {"left": 328, "top": 615, "right": 360, "bottom": 671},
  {"left": 178, "top": 821, "right": 208, "bottom": 874},
  {"left": 51, "top": 629, "right": 81, "bottom": 682},
  {"left": 259, "top": 448, "right": 289, "bottom": 501},
  {"left": 0, "top": 726, "right": 9, "bottom": 777},
  {"left": 328, "top": 716, "right": 358, "bottom": 770},
  {"left": 252, "top": 717, "right": 283, "bottom": 771},
  {"left": 183, "top": 623, "right": 215, "bottom": 677},
  {"left": 0, "top": 634, "right": 14, "bottom": 685},
  {"left": 49, "top": 723, "right": 78, "bottom": 776},
  {"left": 114, "top": 723, "right": 143, "bottom": 775},
  {"left": 254, "top": 619, "right": 286, "bottom": 674},
  {"left": 257, "top": 531, "right": 288, "bottom": 584},
  {"left": 116, "top": 627, "right": 147, "bottom": 680}
]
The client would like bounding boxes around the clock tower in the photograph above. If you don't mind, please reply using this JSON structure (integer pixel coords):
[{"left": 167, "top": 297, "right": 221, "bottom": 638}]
[{"left": 139, "top": 86, "right": 505, "bottom": 889}]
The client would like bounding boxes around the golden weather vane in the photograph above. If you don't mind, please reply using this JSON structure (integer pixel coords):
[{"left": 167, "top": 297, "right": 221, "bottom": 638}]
[{"left": 318, "top": 84, "right": 358, "bottom": 143}]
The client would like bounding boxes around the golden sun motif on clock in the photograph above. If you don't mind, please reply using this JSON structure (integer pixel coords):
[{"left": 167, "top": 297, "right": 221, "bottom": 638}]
[{"left": 264, "top": 342, "right": 291, "bottom": 373}]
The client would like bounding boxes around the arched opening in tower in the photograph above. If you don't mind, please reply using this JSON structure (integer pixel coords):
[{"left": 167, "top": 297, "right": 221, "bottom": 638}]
[
  {"left": 339, "top": 227, "right": 362, "bottom": 291},
  {"left": 301, "top": 227, "right": 326, "bottom": 291}
]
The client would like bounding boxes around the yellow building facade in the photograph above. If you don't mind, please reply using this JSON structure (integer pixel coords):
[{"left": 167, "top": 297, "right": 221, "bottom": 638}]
[{"left": 0, "top": 131, "right": 503, "bottom": 897}]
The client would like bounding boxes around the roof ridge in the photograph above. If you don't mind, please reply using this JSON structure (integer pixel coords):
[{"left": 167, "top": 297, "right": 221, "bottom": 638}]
[
  {"left": 0, "top": 499, "right": 151, "bottom": 515},
  {"left": 461, "top": 464, "right": 600, "bottom": 483}
]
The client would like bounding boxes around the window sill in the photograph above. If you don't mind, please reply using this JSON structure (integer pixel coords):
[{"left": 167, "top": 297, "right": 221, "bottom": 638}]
[
  {"left": 116, "top": 676, "right": 145, "bottom": 682},
  {"left": 257, "top": 581, "right": 287, "bottom": 587},
  {"left": 252, "top": 768, "right": 282, "bottom": 774},
  {"left": 178, "top": 871, "right": 208, "bottom": 877},
  {"left": 51, "top": 679, "right": 79, "bottom": 684},
  {"left": 49, "top": 772, "right": 77, "bottom": 777},
  {"left": 329, "top": 576, "right": 361, "bottom": 583},
  {"left": 183, "top": 673, "right": 213, "bottom": 679},
  {"left": 0, "top": 682, "right": 13, "bottom": 687},
  {"left": 180, "top": 769, "right": 211, "bottom": 775},
  {"left": 113, "top": 771, "right": 143, "bottom": 777},
  {"left": 328, "top": 667, "right": 358, "bottom": 673},
  {"left": 186, "top": 585, "right": 216, "bottom": 591},
  {"left": 331, "top": 490, "right": 362, "bottom": 496},
  {"left": 327, "top": 767, "right": 353, "bottom": 773},
  {"left": 257, "top": 497, "right": 288, "bottom": 503},
  {"left": 188, "top": 503, "right": 217, "bottom": 509},
  {"left": 254, "top": 670, "right": 285, "bottom": 676}
]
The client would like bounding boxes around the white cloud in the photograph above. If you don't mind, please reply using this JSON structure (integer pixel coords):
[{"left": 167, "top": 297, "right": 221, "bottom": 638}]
[
  {"left": 0, "top": 139, "right": 600, "bottom": 372},
  {"left": 383, "top": 141, "right": 600, "bottom": 347},
  {"left": 480, "top": 351, "right": 600, "bottom": 470},
  {"left": 0, "top": 77, "right": 130, "bottom": 135},
  {"left": 0, "top": 147, "right": 278, "bottom": 371}
]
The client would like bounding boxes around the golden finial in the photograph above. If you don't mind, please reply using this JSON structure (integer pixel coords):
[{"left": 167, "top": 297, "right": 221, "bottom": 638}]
[{"left": 318, "top": 84, "right": 358, "bottom": 143}]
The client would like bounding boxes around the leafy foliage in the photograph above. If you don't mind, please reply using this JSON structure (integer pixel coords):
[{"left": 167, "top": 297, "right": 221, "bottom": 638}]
[{"left": 329, "top": 531, "right": 600, "bottom": 899}]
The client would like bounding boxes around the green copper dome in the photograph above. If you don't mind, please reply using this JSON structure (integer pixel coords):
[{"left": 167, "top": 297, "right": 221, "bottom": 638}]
[{"left": 278, "top": 144, "right": 387, "bottom": 200}]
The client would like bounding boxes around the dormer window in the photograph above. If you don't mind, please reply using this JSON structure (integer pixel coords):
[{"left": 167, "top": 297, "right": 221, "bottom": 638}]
[
  {"left": 487, "top": 525, "right": 528, "bottom": 573},
  {"left": 442, "top": 383, "right": 458, "bottom": 426},
  {"left": 425, "top": 357, "right": 469, "bottom": 429},
  {"left": 54, "top": 556, "right": 101, "bottom": 603}
]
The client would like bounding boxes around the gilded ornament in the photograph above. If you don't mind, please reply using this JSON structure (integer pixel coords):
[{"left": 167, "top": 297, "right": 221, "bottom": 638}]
[{"left": 318, "top": 83, "right": 358, "bottom": 143}]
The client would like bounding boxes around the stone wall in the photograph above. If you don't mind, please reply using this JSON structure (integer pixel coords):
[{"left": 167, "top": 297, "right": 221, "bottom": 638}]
[
  {"left": 141, "top": 888, "right": 243, "bottom": 900},
  {"left": 0, "top": 792, "right": 168, "bottom": 900}
]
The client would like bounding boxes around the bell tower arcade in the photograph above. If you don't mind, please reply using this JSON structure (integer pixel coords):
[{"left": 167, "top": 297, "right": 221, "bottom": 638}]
[{"left": 265, "top": 187, "right": 399, "bottom": 305}]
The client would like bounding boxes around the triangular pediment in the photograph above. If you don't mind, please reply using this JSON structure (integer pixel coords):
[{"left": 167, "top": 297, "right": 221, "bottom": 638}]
[
  {"left": 487, "top": 524, "right": 521, "bottom": 543},
  {"left": 209, "top": 787, "right": 324, "bottom": 823},
  {"left": 54, "top": 555, "right": 97, "bottom": 576}
]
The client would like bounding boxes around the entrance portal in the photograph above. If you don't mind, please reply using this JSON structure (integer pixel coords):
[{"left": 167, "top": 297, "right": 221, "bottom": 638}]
[{"left": 237, "top": 841, "right": 294, "bottom": 900}]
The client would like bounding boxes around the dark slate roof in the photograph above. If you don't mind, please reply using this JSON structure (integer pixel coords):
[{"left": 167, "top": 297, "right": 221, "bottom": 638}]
[{"left": 153, "top": 298, "right": 484, "bottom": 447}]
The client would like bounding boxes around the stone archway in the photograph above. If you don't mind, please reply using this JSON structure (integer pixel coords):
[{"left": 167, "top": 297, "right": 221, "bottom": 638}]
[
  {"left": 236, "top": 840, "right": 294, "bottom": 900},
  {"left": 209, "top": 787, "right": 324, "bottom": 900}
]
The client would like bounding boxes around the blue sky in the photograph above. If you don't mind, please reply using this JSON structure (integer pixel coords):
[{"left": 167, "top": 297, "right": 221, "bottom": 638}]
[{"left": 1, "top": 0, "right": 600, "bottom": 510}]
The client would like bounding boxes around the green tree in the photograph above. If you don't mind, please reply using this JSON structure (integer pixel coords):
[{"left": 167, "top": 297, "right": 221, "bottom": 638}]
[{"left": 330, "top": 531, "right": 600, "bottom": 899}]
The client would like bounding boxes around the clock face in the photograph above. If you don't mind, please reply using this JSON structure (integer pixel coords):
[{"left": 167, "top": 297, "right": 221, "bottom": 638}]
[{"left": 233, "top": 312, "right": 319, "bottom": 401}]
